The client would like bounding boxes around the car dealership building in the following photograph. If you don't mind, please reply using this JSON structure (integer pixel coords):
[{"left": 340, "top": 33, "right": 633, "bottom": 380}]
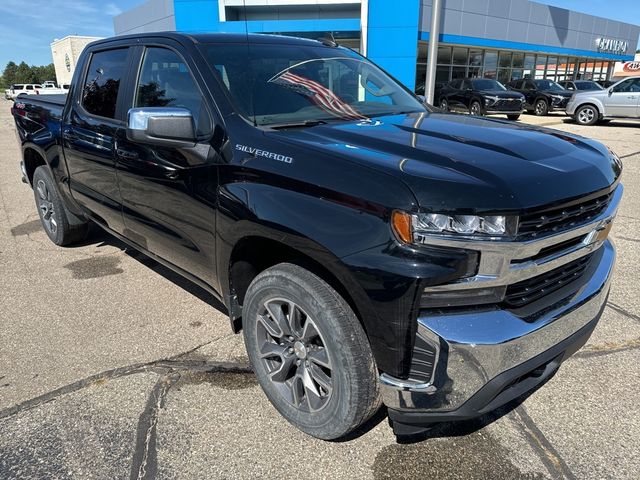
[{"left": 114, "top": 0, "right": 640, "bottom": 92}]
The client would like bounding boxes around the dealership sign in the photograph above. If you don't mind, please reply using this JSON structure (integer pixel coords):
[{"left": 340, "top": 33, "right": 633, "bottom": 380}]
[
  {"left": 595, "top": 37, "right": 628, "bottom": 54},
  {"left": 623, "top": 61, "right": 640, "bottom": 72}
]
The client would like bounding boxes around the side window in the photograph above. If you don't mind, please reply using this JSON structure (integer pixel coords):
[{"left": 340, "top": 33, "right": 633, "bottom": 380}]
[
  {"left": 613, "top": 78, "right": 640, "bottom": 93},
  {"left": 135, "top": 47, "right": 210, "bottom": 135},
  {"left": 26, "top": 85, "right": 33, "bottom": 91},
  {"left": 82, "top": 48, "right": 129, "bottom": 119},
  {"left": 462, "top": 80, "right": 472, "bottom": 90},
  {"left": 450, "top": 80, "right": 461, "bottom": 89},
  {"left": 525, "top": 80, "right": 536, "bottom": 90}
]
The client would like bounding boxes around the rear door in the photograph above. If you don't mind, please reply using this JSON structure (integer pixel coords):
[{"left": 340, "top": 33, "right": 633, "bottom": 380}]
[
  {"left": 62, "top": 45, "right": 134, "bottom": 233},
  {"left": 114, "top": 41, "right": 221, "bottom": 287},
  {"left": 605, "top": 78, "right": 640, "bottom": 117}
]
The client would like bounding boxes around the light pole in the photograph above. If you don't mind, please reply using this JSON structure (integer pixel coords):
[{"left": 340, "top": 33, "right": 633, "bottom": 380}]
[{"left": 424, "top": 0, "right": 442, "bottom": 104}]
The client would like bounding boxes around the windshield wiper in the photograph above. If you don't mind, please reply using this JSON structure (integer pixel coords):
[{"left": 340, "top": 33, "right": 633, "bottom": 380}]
[{"left": 267, "top": 120, "right": 329, "bottom": 130}]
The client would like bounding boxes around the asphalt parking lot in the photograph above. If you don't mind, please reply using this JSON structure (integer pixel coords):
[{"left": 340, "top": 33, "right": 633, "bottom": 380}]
[{"left": 1, "top": 102, "right": 639, "bottom": 480}]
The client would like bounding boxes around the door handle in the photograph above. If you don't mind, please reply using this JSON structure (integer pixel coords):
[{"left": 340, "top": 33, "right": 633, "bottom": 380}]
[{"left": 116, "top": 148, "right": 139, "bottom": 161}]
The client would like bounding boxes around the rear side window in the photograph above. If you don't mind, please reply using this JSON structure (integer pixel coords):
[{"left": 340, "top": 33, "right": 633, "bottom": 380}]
[
  {"left": 26, "top": 85, "right": 33, "bottom": 90},
  {"left": 135, "top": 47, "right": 210, "bottom": 135},
  {"left": 82, "top": 48, "right": 129, "bottom": 119}
]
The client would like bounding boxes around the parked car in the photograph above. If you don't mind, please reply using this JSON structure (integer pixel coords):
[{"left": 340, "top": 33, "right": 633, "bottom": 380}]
[
  {"left": 38, "top": 82, "right": 67, "bottom": 95},
  {"left": 506, "top": 78, "right": 573, "bottom": 115},
  {"left": 12, "top": 32, "right": 621, "bottom": 440},
  {"left": 6, "top": 84, "right": 42, "bottom": 100},
  {"left": 597, "top": 79, "right": 618, "bottom": 88},
  {"left": 566, "top": 76, "right": 640, "bottom": 125},
  {"left": 437, "top": 78, "right": 525, "bottom": 120},
  {"left": 559, "top": 80, "right": 603, "bottom": 92}
]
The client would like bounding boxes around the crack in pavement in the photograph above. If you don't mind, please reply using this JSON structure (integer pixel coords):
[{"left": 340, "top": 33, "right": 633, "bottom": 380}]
[
  {"left": 510, "top": 407, "right": 577, "bottom": 480},
  {"left": 130, "top": 372, "right": 181, "bottom": 480},
  {"left": 616, "top": 235, "right": 640, "bottom": 244},
  {"left": 619, "top": 150, "right": 640, "bottom": 159},
  {"left": 0, "top": 347, "right": 252, "bottom": 421},
  {"left": 607, "top": 302, "right": 640, "bottom": 324},
  {"left": 572, "top": 337, "right": 640, "bottom": 359}
]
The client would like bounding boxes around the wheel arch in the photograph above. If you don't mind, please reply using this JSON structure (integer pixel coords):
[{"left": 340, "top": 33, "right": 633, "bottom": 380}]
[{"left": 226, "top": 234, "right": 367, "bottom": 337}]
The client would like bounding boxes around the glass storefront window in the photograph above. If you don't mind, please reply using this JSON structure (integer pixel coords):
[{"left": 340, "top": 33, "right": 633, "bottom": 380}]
[
  {"left": 546, "top": 56, "right": 558, "bottom": 79},
  {"left": 566, "top": 58, "right": 576, "bottom": 79},
  {"left": 557, "top": 57, "right": 568, "bottom": 80},
  {"left": 512, "top": 53, "right": 524, "bottom": 69},
  {"left": 524, "top": 54, "right": 535, "bottom": 78},
  {"left": 497, "top": 68, "right": 510, "bottom": 85},
  {"left": 452, "top": 48, "right": 468, "bottom": 65},
  {"left": 451, "top": 66, "right": 467, "bottom": 80},
  {"left": 483, "top": 51, "right": 498, "bottom": 79},
  {"left": 535, "top": 55, "right": 547, "bottom": 79},
  {"left": 499, "top": 52, "right": 512, "bottom": 68},
  {"left": 469, "top": 49, "right": 483, "bottom": 67},
  {"left": 468, "top": 66, "right": 482, "bottom": 78},
  {"left": 435, "top": 65, "right": 450, "bottom": 84},
  {"left": 415, "top": 63, "right": 426, "bottom": 94},
  {"left": 511, "top": 69, "right": 524, "bottom": 81},
  {"left": 437, "top": 46, "right": 452, "bottom": 64}
]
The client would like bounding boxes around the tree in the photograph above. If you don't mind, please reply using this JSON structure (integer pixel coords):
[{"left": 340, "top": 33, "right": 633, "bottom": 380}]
[
  {"left": 31, "top": 64, "right": 57, "bottom": 84},
  {"left": 2, "top": 61, "right": 18, "bottom": 87},
  {"left": 15, "top": 62, "right": 36, "bottom": 84}
]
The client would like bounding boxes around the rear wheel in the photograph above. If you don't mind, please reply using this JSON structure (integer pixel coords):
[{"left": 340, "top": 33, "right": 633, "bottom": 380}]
[
  {"left": 507, "top": 114, "right": 521, "bottom": 121},
  {"left": 242, "top": 263, "right": 381, "bottom": 440},
  {"left": 469, "top": 100, "right": 483, "bottom": 116},
  {"left": 534, "top": 99, "right": 549, "bottom": 116},
  {"left": 575, "top": 105, "right": 599, "bottom": 126},
  {"left": 32, "top": 166, "right": 89, "bottom": 246}
]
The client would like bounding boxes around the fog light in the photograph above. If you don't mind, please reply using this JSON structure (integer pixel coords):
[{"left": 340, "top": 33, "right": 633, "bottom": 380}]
[{"left": 421, "top": 286, "right": 506, "bottom": 308}]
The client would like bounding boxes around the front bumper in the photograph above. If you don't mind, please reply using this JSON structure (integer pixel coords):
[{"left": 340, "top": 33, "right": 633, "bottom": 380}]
[{"left": 381, "top": 237, "right": 615, "bottom": 430}]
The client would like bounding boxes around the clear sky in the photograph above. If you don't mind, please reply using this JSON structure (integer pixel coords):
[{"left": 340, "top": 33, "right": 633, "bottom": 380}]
[{"left": 0, "top": 0, "right": 639, "bottom": 71}]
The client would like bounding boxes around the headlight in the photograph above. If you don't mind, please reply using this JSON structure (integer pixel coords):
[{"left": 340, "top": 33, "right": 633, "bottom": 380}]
[
  {"left": 607, "top": 146, "right": 623, "bottom": 171},
  {"left": 551, "top": 95, "right": 564, "bottom": 102},
  {"left": 484, "top": 95, "right": 500, "bottom": 105},
  {"left": 392, "top": 211, "right": 517, "bottom": 244}
]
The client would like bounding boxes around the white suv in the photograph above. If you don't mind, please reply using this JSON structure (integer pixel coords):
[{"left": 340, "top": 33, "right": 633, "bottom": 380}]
[
  {"left": 5, "top": 84, "right": 42, "bottom": 100},
  {"left": 566, "top": 76, "right": 640, "bottom": 125}
]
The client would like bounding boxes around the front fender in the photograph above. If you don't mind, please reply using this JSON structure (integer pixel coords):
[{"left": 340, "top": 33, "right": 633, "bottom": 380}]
[{"left": 215, "top": 180, "right": 475, "bottom": 377}]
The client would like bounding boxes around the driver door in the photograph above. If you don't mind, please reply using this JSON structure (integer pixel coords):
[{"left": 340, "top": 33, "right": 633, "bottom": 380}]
[
  {"left": 605, "top": 78, "right": 640, "bottom": 117},
  {"left": 115, "top": 44, "right": 221, "bottom": 287}
]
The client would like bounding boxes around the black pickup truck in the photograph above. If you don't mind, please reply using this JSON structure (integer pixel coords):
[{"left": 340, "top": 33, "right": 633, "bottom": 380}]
[{"left": 12, "top": 32, "right": 622, "bottom": 440}]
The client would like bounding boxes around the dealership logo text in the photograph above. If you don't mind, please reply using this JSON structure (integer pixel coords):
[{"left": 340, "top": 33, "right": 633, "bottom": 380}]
[{"left": 595, "top": 37, "right": 628, "bottom": 54}]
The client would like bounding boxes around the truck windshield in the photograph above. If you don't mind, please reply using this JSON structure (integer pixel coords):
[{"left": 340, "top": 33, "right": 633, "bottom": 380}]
[{"left": 201, "top": 42, "right": 426, "bottom": 126}]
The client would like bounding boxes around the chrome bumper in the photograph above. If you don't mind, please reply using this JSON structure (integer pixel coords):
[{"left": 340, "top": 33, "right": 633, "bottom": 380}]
[{"left": 381, "top": 239, "right": 615, "bottom": 413}]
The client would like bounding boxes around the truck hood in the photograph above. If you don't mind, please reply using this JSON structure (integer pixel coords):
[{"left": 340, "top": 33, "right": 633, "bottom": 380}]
[{"left": 271, "top": 112, "right": 620, "bottom": 212}]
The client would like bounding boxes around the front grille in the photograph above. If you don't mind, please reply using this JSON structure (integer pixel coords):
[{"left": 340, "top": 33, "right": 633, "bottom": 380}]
[
  {"left": 503, "top": 254, "right": 593, "bottom": 308},
  {"left": 518, "top": 192, "right": 613, "bottom": 238},
  {"left": 492, "top": 99, "right": 522, "bottom": 111}
]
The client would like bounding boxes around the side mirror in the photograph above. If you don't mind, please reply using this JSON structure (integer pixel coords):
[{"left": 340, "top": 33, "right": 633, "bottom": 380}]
[
  {"left": 417, "top": 94, "right": 427, "bottom": 104},
  {"left": 608, "top": 88, "right": 613, "bottom": 96},
  {"left": 126, "top": 107, "right": 197, "bottom": 147}
]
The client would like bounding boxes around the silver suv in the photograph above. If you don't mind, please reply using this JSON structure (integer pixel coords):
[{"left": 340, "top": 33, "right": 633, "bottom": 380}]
[{"left": 566, "top": 76, "right": 640, "bottom": 125}]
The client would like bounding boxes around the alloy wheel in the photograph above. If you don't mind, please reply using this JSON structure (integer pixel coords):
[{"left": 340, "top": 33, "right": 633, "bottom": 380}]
[
  {"left": 36, "top": 179, "right": 57, "bottom": 235},
  {"left": 255, "top": 298, "right": 333, "bottom": 413},
  {"left": 535, "top": 100, "right": 547, "bottom": 115},
  {"left": 440, "top": 99, "right": 448, "bottom": 111},
  {"left": 578, "top": 107, "right": 596, "bottom": 125},
  {"left": 470, "top": 102, "right": 481, "bottom": 115}
]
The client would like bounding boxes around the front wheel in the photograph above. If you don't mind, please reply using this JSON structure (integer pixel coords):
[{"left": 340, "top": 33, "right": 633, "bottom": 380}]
[
  {"left": 469, "top": 100, "right": 483, "bottom": 116},
  {"left": 439, "top": 98, "right": 449, "bottom": 111},
  {"left": 242, "top": 263, "right": 381, "bottom": 440},
  {"left": 575, "top": 105, "right": 599, "bottom": 126},
  {"left": 507, "top": 114, "right": 521, "bottom": 121}
]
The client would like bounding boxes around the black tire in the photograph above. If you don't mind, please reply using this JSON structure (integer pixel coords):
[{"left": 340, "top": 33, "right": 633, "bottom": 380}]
[
  {"left": 469, "top": 100, "right": 483, "bottom": 116},
  {"left": 534, "top": 98, "right": 549, "bottom": 116},
  {"left": 32, "top": 166, "right": 89, "bottom": 246},
  {"left": 242, "top": 263, "right": 381, "bottom": 440},
  {"left": 507, "top": 114, "right": 521, "bottom": 121},
  {"left": 439, "top": 98, "right": 449, "bottom": 112},
  {"left": 574, "top": 104, "right": 599, "bottom": 126}
]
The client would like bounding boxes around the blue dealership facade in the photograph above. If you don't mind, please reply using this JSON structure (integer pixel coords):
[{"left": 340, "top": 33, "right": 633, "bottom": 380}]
[{"left": 114, "top": 0, "right": 640, "bottom": 92}]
